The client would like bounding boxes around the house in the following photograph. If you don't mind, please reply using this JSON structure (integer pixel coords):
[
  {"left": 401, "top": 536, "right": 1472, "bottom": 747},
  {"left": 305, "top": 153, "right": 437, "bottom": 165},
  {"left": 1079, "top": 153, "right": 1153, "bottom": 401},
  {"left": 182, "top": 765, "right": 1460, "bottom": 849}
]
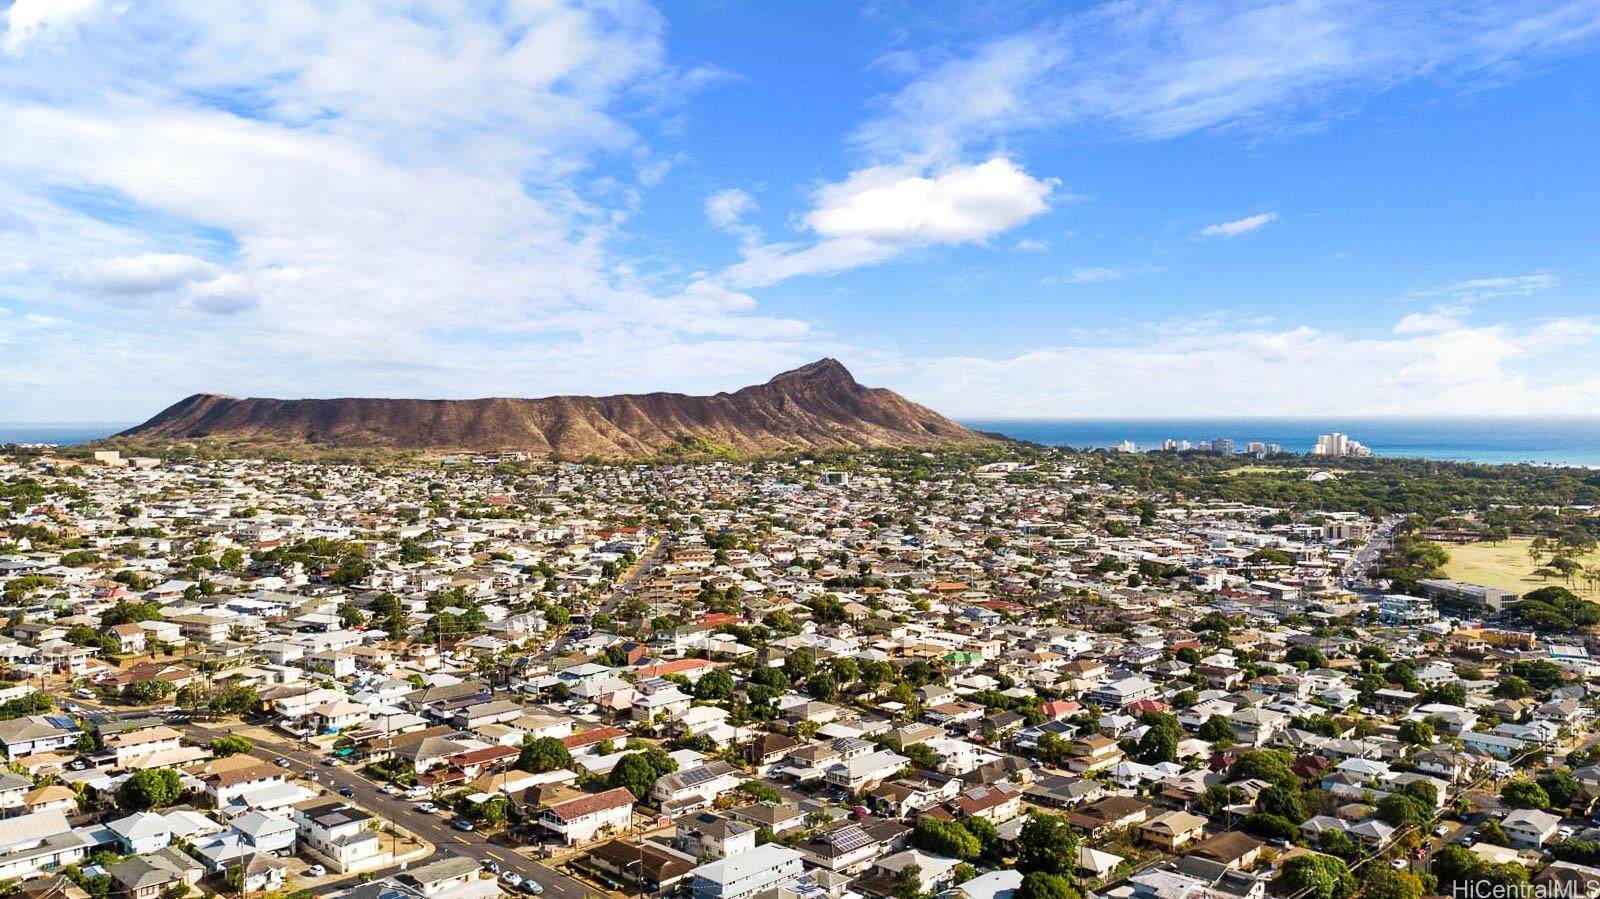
[
  {"left": 1067, "top": 735, "right": 1124, "bottom": 774},
  {"left": 186, "top": 756, "right": 286, "bottom": 808},
  {"left": 0, "top": 810, "right": 96, "bottom": 881},
  {"left": 949, "top": 783, "right": 1023, "bottom": 823},
  {"left": 395, "top": 855, "right": 482, "bottom": 897},
  {"left": 652, "top": 761, "right": 743, "bottom": 814},
  {"left": 0, "top": 716, "right": 81, "bottom": 760},
  {"left": 1504, "top": 809, "right": 1562, "bottom": 849},
  {"left": 1187, "top": 832, "right": 1264, "bottom": 869},
  {"left": 677, "top": 812, "right": 758, "bottom": 861},
  {"left": 1086, "top": 677, "right": 1159, "bottom": 708},
  {"left": 292, "top": 801, "right": 391, "bottom": 874},
  {"left": 798, "top": 820, "right": 908, "bottom": 874},
  {"left": 1065, "top": 796, "right": 1151, "bottom": 837},
  {"left": 20, "top": 786, "right": 75, "bottom": 817},
  {"left": 106, "top": 726, "right": 183, "bottom": 769},
  {"left": 1139, "top": 810, "right": 1208, "bottom": 851},
  {"left": 108, "top": 812, "right": 172, "bottom": 854},
  {"left": 539, "top": 788, "right": 635, "bottom": 846},
  {"left": 105, "top": 848, "right": 203, "bottom": 899},
  {"left": 728, "top": 803, "right": 807, "bottom": 836},
  {"left": 0, "top": 772, "right": 30, "bottom": 813},
  {"left": 826, "top": 750, "right": 910, "bottom": 792},
  {"left": 589, "top": 840, "right": 697, "bottom": 894},
  {"left": 688, "top": 843, "right": 805, "bottom": 899},
  {"left": 108, "top": 624, "right": 147, "bottom": 654}
]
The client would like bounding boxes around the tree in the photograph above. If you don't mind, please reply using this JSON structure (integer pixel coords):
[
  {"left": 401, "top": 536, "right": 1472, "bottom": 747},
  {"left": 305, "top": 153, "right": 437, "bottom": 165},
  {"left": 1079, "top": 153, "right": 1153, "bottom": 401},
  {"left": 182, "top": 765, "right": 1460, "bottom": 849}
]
[
  {"left": 784, "top": 647, "right": 815, "bottom": 682},
  {"left": 1501, "top": 779, "right": 1551, "bottom": 810},
  {"left": 122, "top": 680, "right": 175, "bottom": 703},
  {"left": 118, "top": 768, "right": 182, "bottom": 810},
  {"left": 1016, "top": 873, "right": 1080, "bottom": 899},
  {"left": 1197, "top": 715, "right": 1235, "bottom": 747},
  {"left": 1479, "top": 820, "right": 1510, "bottom": 847},
  {"left": 913, "top": 819, "right": 981, "bottom": 862},
  {"left": 516, "top": 737, "right": 573, "bottom": 774},
  {"left": 1539, "top": 771, "right": 1582, "bottom": 810},
  {"left": 337, "top": 604, "right": 366, "bottom": 628},
  {"left": 608, "top": 753, "right": 659, "bottom": 800},
  {"left": 1362, "top": 868, "right": 1425, "bottom": 899},
  {"left": 208, "top": 736, "right": 253, "bottom": 757},
  {"left": 1241, "top": 813, "right": 1299, "bottom": 842},
  {"left": 1494, "top": 676, "right": 1532, "bottom": 700},
  {"left": 1015, "top": 813, "right": 1077, "bottom": 878},
  {"left": 1375, "top": 794, "right": 1429, "bottom": 828},
  {"left": 1396, "top": 719, "right": 1434, "bottom": 746},
  {"left": 890, "top": 865, "right": 924, "bottom": 899},
  {"left": 1279, "top": 855, "right": 1355, "bottom": 899},
  {"left": 694, "top": 669, "right": 735, "bottom": 700},
  {"left": 1228, "top": 750, "right": 1298, "bottom": 788},
  {"left": 1136, "top": 717, "right": 1180, "bottom": 764},
  {"left": 1256, "top": 784, "right": 1305, "bottom": 823}
]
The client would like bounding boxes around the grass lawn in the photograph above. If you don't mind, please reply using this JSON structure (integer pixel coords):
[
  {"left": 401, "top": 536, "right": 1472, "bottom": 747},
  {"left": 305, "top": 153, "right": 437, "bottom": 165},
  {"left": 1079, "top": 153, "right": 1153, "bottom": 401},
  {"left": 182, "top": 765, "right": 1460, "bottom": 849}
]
[{"left": 1434, "top": 537, "right": 1600, "bottom": 600}]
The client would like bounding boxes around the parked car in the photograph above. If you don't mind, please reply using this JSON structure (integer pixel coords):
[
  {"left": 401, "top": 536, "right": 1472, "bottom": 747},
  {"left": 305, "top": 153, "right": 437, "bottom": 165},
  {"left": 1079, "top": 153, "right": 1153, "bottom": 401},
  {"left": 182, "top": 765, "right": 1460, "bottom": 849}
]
[
  {"left": 275, "top": 757, "right": 290, "bottom": 766},
  {"left": 1391, "top": 860, "right": 1407, "bottom": 870},
  {"left": 520, "top": 881, "right": 543, "bottom": 895},
  {"left": 481, "top": 861, "right": 500, "bottom": 874},
  {"left": 381, "top": 784, "right": 401, "bottom": 795},
  {"left": 501, "top": 872, "right": 522, "bottom": 887},
  {"left": 339, "top": 787, "right": 355, "bottom": 798},
  {"left": 451, "top": 819, "right": 475, "bottom": 832},
  {"left": 321, "top": 758, "right": 338, "bottom": 766},
  {"left": 417, "top": 802, "right": 436, "bottom": 813},
  {"left": 305, "top": 865, "right": 326, "bottom": 878},
  {"left": 1434, "top": 825, "right": 1449, "bottom": 837}
]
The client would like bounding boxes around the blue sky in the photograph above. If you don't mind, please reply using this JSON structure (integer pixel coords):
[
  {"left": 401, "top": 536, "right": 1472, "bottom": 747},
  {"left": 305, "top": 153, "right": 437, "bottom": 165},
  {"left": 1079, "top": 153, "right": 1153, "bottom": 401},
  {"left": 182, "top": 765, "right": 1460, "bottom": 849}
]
[{"left": 2, "top": 0, "right": 1599, "bottom": 421}]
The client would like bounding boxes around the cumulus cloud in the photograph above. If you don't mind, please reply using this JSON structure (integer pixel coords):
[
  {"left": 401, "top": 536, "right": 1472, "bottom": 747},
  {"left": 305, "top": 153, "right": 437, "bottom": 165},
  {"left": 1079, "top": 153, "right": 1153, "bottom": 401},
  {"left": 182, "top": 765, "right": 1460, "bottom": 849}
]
[
  {"left": 1394, "top": 271, "right": 1560, "bottom": 334},
  {"left": 1, "top": 0, "right": 110, "bottom": 56},
  {"left": 723, "top": 157, "right": 1053, "bottom": 288},
  {"left": 877, "top": 313, "right": 1600, "bottom": 419},
  {"left": 71, "top": 253, "right": 218, "bottom": 295},
  {"left": 1200, "top": 212, "right": 1278, "bottom": 239},
  {"left": 804, "top": 158, "right": 1052, "bottom": 243}
]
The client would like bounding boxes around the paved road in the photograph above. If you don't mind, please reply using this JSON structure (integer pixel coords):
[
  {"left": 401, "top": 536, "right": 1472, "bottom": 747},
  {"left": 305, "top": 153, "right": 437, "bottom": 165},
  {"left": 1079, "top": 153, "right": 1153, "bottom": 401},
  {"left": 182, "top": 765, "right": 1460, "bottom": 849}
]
[
  {"left": 540, "top": 536, "right": 672, "bottom": 661},
  {"left": 177, "top": 720, "right": 600, "bottom": 899}
]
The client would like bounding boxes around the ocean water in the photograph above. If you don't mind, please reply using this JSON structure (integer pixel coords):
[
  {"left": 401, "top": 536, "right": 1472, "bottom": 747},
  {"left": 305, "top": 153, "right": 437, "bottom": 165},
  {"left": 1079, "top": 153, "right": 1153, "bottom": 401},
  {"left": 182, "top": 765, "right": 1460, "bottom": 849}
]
[
  {"left": 960, "top": 418, "right": 1600, "bottom": 468},
  {"left": 0, "top": 423, "right": 134, "bottom": 445},
  {"left": 5, "top": 418, "right": 1600, "bottom": 467}
]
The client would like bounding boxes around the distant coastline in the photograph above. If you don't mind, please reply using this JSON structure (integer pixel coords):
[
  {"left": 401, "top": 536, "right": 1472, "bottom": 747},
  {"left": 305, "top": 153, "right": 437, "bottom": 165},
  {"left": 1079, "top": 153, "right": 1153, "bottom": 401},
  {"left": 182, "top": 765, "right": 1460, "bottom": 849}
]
[
  {"left": 0, "top": 423, "right": 135, "bottom": 446},
  {"left": 7, "top": 417, "right": 1600, "bottom": 468},
  {"left": 961, "top": 417, "right": 1600, "bottom": 468}
]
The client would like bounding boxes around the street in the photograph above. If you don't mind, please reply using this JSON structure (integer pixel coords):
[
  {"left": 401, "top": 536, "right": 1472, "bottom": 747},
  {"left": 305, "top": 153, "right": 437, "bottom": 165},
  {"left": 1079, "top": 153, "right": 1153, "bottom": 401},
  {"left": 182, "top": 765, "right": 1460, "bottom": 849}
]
[{"left": 177, "top": 719, "right": 601, "bottom": 899}]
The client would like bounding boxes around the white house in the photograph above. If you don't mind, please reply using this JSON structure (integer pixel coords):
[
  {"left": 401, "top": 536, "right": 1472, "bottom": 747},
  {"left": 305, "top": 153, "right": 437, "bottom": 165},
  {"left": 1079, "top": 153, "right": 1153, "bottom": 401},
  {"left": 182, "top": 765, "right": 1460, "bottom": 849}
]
[
  {"left": 539, "top": 787, "right": 635, "bottom": 846},
  {"left": 689, "top": 843, "right": 805, "bottom": 899}
]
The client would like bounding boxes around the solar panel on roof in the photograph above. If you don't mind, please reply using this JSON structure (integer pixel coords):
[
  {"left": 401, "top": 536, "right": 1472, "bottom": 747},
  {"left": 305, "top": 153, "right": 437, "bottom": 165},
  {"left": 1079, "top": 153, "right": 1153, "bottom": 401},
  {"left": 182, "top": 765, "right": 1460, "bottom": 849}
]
[
  {"left": 679, "top": 766, "right": 717, "bottom": 787},
  {"left": 830, "top": 825, "right": 871, "bottom": 852}
]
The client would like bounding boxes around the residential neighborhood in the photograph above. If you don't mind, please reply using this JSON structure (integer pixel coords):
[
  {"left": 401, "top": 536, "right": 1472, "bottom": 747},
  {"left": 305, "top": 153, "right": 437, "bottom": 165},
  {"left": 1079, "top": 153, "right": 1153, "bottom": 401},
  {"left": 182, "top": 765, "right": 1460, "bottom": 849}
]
[{"left": 1, "top": 444, "right": 1600, "bottom": 899}]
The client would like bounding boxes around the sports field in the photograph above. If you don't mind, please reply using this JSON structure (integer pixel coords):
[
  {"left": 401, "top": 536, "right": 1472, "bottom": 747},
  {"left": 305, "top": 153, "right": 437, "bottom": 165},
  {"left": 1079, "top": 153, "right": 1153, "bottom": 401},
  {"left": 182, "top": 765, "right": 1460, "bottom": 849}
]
[{"left": 1435, "top": 537, "right": 1600, "bottom": 600}]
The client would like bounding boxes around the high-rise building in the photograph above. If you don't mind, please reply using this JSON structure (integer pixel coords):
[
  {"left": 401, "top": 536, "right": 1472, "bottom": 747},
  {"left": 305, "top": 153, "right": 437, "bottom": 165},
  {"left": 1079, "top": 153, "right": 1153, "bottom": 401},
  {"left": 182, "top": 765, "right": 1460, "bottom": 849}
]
[
  {"left": 1212, "top": 438, "right": 1234, "bottom": 455},
  {"left": 1312, "top": 432, "right": 1372, "bottom": 457}
]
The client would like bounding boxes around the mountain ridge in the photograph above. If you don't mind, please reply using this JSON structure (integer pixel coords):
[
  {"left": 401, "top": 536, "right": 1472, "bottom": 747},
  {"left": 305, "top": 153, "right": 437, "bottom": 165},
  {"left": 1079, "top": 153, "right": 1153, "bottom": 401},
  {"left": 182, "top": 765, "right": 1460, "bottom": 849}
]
[{"left": 118, "top": 359, "right": 989, "bottom": 458}]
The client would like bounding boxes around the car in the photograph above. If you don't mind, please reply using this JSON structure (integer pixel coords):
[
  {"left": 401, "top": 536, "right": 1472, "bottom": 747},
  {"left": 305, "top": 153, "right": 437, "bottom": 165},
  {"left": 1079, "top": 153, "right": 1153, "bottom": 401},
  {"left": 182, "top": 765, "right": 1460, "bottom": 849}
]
[
  {"left": 1267, "top": 838, "right": 1290, "bottom": 848},
  {"left": 417, "top": 802, "right": 436, "bottom": 813},
  {"left": 1461, "top": 837, "right": 1475, "bottom": 848},
  {"left": 1434, "top": 825, "right": 1449, "bottom": 837},
  {"left": 275, "top": 757, "right": 289, "bottom": 766},
  {"left": 305, "top": 865, "right": 326, "bottom": 878},
  {"left": 451, "top": 819, "right": 475, "bottom": 832},
  {"left": 501, "top": 872, "right": 522, "bottom": 887},
  {"left": 1391, "top": 860, "right": 1407, "bottom": 870},
  {"left": 321, "top": 758, "right": 338, "bottom": 766},
  {"left": 520, "top": 881, "right": 543, "bottom": 895},
  {"left": 68, "top": 759, "right": 88, "bottom": 771},
  {"left": 481, "top": 861, "right": 501, "bottom": 873},
  {"left": 74, "top": 689, "right": 93, "bottom": 698},
  {"left": 338, "top": 787, "right": 355, "bottom": 798}
]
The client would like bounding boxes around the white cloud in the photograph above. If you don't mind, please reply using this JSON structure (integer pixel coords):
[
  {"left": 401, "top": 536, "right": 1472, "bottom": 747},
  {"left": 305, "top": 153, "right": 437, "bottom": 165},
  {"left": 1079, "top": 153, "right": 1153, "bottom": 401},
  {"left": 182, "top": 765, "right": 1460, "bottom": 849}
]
[
  {"left": 805, "top": 158, "right": 1053, "bottom": 243},
  {"left": 1409, "top": 271, "right": 1561, "bottom": 302},
  {"left": 1042, "top": 266, "right": 1128, "bottom": 285},
  {"left": 0, "top": 2, "right": 823, "bottom": 418},
  {"left": 874, "top": 313, "right": 1600, "bottom": 419},
  {"left": 704, "top": 188, "right": 757, "bottom": 229},
  {"left": 1199, "top": 212, "right": 1278, "bottom": 239},
  {"left": 1014, "top": 238, "right": 1050, "bottom": 252},
  {"left": 723, "top": 157, "right": 1053, "bottom": 288},
  {"left": 853, "top": 2, "right": 1600, "bottom": 160},
  {"left": 1394, "top": 271, "right": 1560, "bottom": 334},
  {"left": 2, "top": 0, "right": 110, "bottom": 56},
  {"left": 71, "top": 253, "right": 218, "bottom": 295}
]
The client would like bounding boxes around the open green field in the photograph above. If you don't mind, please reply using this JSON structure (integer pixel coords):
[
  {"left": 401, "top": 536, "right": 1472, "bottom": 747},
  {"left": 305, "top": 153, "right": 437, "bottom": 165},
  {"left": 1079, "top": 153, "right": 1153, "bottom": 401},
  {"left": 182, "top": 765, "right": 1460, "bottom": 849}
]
[{"left": 1434, "top": 536, "right": 1600, "bottom": 600}]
